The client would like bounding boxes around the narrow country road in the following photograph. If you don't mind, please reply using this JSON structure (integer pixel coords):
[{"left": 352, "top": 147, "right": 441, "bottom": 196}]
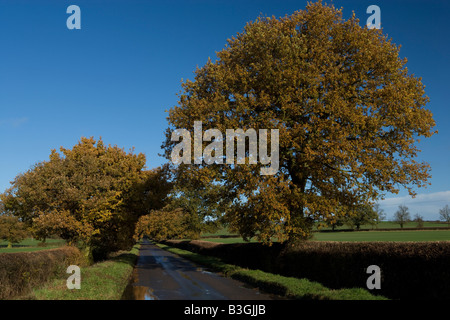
[{"left": 122, "top": 239, "right": 274, "bottom": 300}]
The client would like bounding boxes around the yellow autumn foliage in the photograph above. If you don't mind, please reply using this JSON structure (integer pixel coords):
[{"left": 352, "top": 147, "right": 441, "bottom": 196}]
[
  {"left": 162, "top": 2, "right": 436, "bottom": 243},
  {"left": 134, "top": 207, "right": 190, "bottom": 242}
]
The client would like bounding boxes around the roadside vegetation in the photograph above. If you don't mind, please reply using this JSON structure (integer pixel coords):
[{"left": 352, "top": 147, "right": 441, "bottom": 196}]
[
  {"left": 156, "top": 242, "right": 386, "bottom": 300},
  {"left": 160, "top": 238, "right": 450, "bottom": 300},
  {"left": 0, "top": 246, "right": 84, "bottom": 299},
  {"left": 31, "top": 244, "right": 139, "bottom": 300}
]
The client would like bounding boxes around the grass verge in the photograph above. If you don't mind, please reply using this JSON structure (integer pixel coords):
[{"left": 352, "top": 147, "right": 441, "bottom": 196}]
[
  {"left": 156, "top": 243, "right": 387, "bottom": 300},
  {"left": 30, "top": 244, "right": 140, "bottom": 300}
]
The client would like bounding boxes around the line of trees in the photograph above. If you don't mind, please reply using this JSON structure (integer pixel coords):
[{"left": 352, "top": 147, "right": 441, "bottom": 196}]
[
  {"left": 319, "top": 203, "right": 450, "bottom": 230},
  {"left": 0, "top": 137, "right": 224, "bottom": 261},
  {"left": 390, "top": 204, "right": 450, "bottom": 228},
  {"left": 0, "top": 137, "right": 172, "bottom": 261},
  {"left": 321, "top": 203, "right": 385, "bottom": 231}
]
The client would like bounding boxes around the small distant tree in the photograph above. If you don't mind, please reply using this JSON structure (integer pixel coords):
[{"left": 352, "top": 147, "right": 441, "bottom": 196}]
[
  {"left": 373, "top": 203, "right": 386, "bottom": 226},
  {"left": 326, "top": 215, "right": 346, "bottom": 231},
  {"left": 346, "top": 204, "right": 378, "bottom": 230},
  {"left": 393, "top": 205, "right": 411, "bottom": 228},
  {"left": 319, "top": 205, "right": 347, "bottom": 231},
  {"left": 439, "top": 205, "right": 450, "bottom": 227},
  {"left": 414, "top": 213, "right": 424, "bottom": 228},
  {"left": 0, "top": 215, "right": 28, "bottom": 248}
]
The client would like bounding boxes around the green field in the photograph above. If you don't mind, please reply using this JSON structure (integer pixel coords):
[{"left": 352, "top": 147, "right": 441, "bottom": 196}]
[
  {"left": 312, "top": 230, "right": 450, "bottom": 242},
  {"left": 201, "top": 222, "right": 450, "bottom": 243},
  {"left": 0, "top": 238, "right": 66, "bottom": 253},
  {"left": 314, "top": 220, "right": 449, "bottom": 230}
]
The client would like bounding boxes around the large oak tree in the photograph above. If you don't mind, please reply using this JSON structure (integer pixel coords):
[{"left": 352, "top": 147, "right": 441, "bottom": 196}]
[{"left": 162, "top": 1, "right": 436, "bottom": 243}]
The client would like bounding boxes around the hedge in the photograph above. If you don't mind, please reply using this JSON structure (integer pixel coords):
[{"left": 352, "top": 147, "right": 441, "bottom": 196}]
[
  {"left": 162, "top": 240, "right": 450, "bottom": 300},
  {"left": 0, "top": 246, "right": 84, "bottom": 299}
]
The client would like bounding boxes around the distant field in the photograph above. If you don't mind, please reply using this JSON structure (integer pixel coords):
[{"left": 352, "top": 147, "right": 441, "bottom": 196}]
[
  {"left": 201, "top": 222, "right": 450, "bottom": 243},
  {"left": 0, "top": 238, "right": 66, "bottom": 253},
  {"left": 202, "top": 231, "right": 450, "bottom": 243},
  {"left": 315, "top": 220, "right": 449, "bottom": 230},
  {"left": 204, "top": 221, "right": 449, "bottom": 235},
  {"left": 312, "top": 230, "right": 450, "bottom": 242}
]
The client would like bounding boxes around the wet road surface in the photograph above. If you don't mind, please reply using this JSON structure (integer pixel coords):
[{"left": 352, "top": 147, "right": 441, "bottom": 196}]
[{"left": 122, "top": 239, "right": 274, "bottom": 300}]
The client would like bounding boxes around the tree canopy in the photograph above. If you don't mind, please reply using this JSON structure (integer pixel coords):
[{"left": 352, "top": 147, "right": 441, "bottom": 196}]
[
  {"left": 134, "top": 206, "right": 190, "bottom": 242},
  {"left": 162, "top": 1, "right": 436, "bottom": 243},
  {"left": 0, "top": 215, "right": 28, "bottom": 248}
]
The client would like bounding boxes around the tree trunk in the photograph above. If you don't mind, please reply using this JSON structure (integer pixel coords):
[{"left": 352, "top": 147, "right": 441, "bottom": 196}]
[
  {"left": 82, "top": 245, "right": 94, "bottom": 265},
  {"left": 286, "top": 156, "right": 314, "bottom": 242}
]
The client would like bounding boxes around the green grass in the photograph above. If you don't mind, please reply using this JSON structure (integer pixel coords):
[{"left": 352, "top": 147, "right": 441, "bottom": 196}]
[
  {"left": 0, "top": 238, "right": 66, "bottom": 253},
  {"left": 312, "top": 230, "right": 450, "bottom": 242},
  {"left": 31, "top": 244, "right": 139, "bottom": 300},
  {"left": 233, "top": 269, "right": 384, "bottom": 300},
  {"left": 201, "top": 230, "right": 450, "bottom": 244},
  {"left": 200, "top": 237, "right": 255, "bottom": 244},
  {"left": 201, "top": 227, "right": 240, "bottom": 238},
  {"left": 156, "top": 243, "right": 387, "bottom": 300},
  {"left": 315, "top": 220, "right": 449, "bottom": 230},
  {"left": 200, "top": 223, "right": 450, "bottom": 244}
]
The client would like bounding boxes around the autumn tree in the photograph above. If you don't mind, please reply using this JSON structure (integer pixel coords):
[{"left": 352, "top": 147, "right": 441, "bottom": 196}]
[
  {"left": 393, "top": 205, "right": 411, "bottom": 228},
  {"left": 135, "top": 182, "right": 224, "bottom": 241},
  {"left": 320, "top": 205, "right": 347, "bottom": 231},
  {"left": 346, "top": 204, "right": 378, "bottom": 230},
  {"left": 0, "top": 214, "right": 28, "bottom": 248},
  {"left": 0, "top": 137, "right": 171, "bottom": 261},
  {"left": 326, "top": 216, "right": 345, "bottom": 231},
  {"left": 167, "top": 177, "right": 230, "bottom": 238},
  {"left": 322, "top": 202, "right": 383, "bottom": 230},
  {"left": 134, "top": 206, "right": 190, "bottom": 241},
  {"left": 162, "top": 1, "right": 436, "bottom": 243}
]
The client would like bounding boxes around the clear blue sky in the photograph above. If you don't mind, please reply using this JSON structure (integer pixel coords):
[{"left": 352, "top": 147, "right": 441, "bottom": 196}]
[{"left": 0, "top": 0, "right": 449, "bottom": 220}]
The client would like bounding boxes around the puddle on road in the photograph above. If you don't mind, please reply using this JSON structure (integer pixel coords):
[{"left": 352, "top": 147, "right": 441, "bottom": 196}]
[
  {"left": 196, "top": 266, "right": 214, "bottom": 275},
  {"left": 122, "top": 285, "right": 157, "bottom": 300},
  {"left": 121, "top": 267, "right": 157, "bottom": 300}
]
